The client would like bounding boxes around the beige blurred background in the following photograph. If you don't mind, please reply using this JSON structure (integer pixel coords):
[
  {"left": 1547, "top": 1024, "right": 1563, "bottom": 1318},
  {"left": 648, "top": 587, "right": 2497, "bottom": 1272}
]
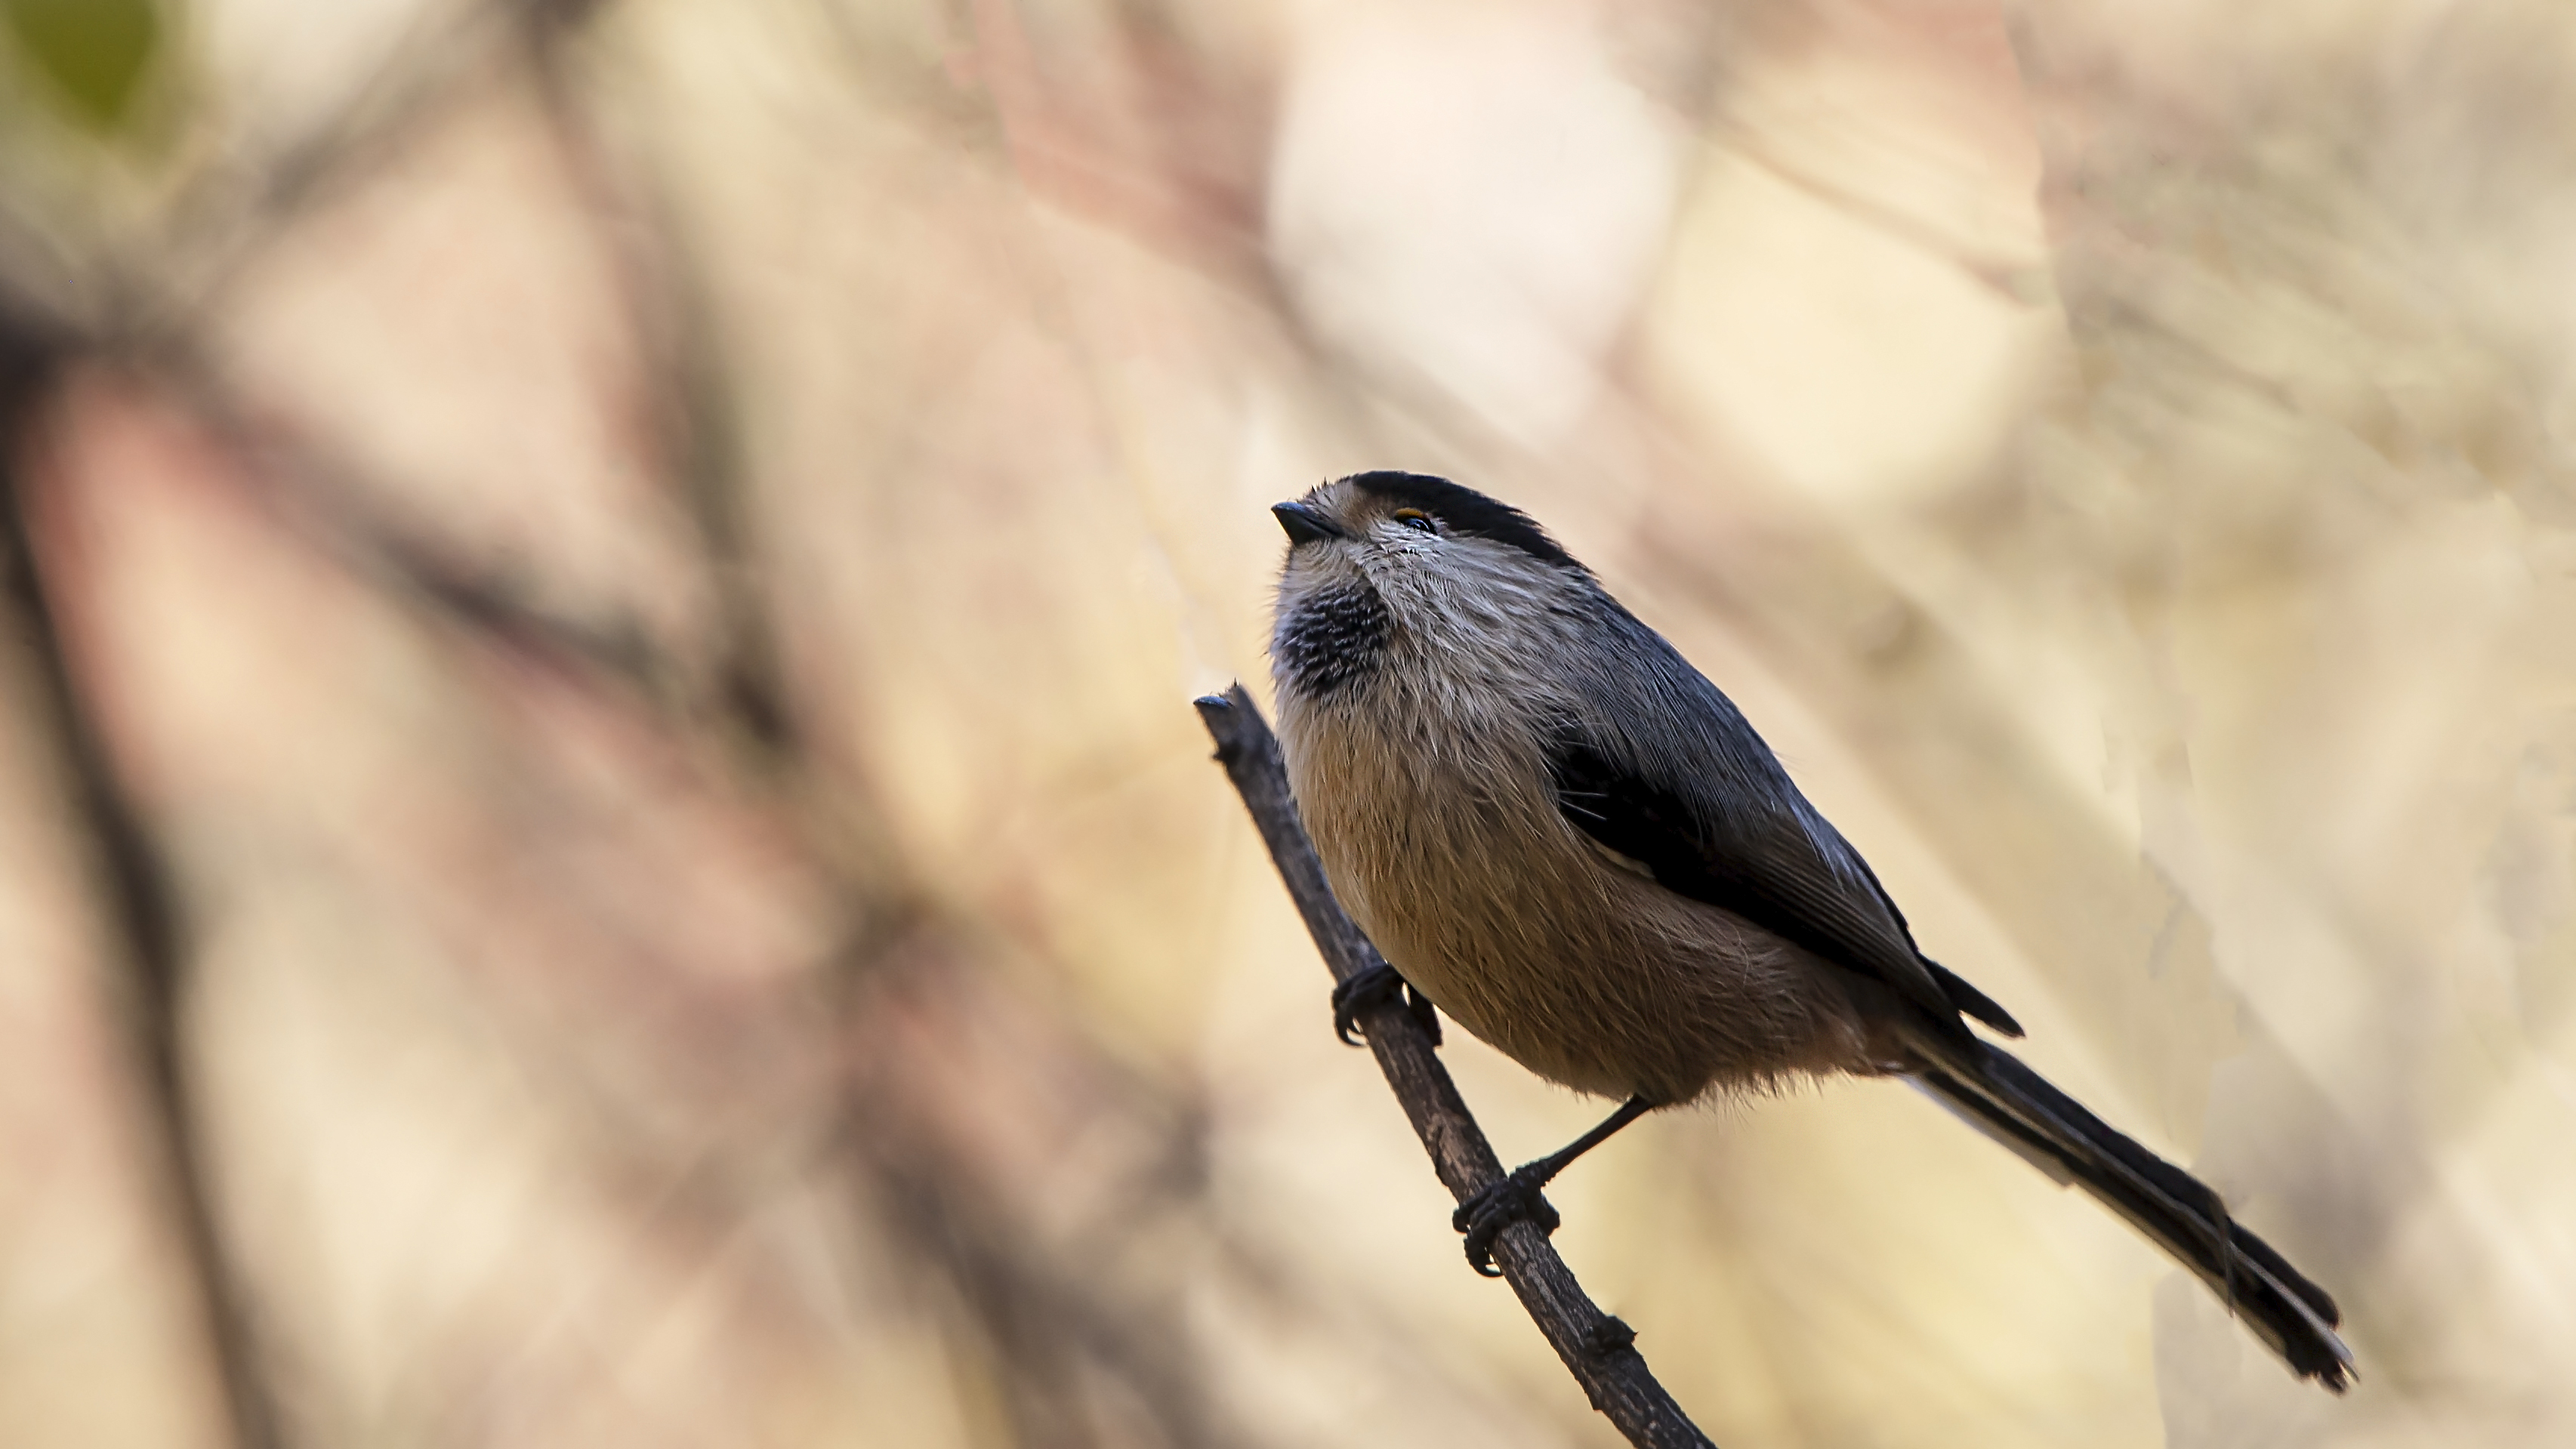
[{"left": 1, "top": 1, "right": 2571, "bottom": 1446}]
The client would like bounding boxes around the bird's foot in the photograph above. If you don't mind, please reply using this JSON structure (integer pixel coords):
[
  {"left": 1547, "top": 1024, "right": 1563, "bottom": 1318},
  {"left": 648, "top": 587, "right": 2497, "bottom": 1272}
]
[
  {"left": 1452, "top": 1163, "right": 1561, "bottom": 1277},
  {"left": 1330, "top": 963, "right": 1402, "bottom": 1045},
  {"left": 1330, "top": 963, "right": 1441, "bottom": 1047}
]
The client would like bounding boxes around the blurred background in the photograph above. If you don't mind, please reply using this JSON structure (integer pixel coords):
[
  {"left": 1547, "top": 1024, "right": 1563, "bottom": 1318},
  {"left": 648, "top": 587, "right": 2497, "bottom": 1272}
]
[{"left": 1, "top": 1, "right": 2571, "bottom": 1446}]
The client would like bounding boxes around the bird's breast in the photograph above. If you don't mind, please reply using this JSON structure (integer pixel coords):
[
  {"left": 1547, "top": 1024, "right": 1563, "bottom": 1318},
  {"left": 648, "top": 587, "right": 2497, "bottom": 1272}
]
[{"left": 1276, "top": 682, "right": 1871, "bottom": 1102}]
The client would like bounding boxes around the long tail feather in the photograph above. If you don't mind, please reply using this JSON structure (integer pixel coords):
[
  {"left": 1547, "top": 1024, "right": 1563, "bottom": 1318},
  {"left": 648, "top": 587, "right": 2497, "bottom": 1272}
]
[{"left": 1905, "top": 1034, "right": 2354, "bottom": 1391}]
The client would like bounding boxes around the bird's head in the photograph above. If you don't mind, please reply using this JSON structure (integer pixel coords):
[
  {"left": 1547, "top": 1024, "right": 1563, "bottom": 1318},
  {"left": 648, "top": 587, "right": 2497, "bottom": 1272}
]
[{"left": 1270, "top": 471, "right": 1590, "bottom": 703}]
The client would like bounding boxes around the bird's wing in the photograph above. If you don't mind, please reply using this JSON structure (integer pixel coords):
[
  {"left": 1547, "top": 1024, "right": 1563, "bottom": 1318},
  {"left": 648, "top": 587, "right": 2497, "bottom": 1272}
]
[{"left": 1545, "top": 686, "right": 2022, "bottom": 1038}]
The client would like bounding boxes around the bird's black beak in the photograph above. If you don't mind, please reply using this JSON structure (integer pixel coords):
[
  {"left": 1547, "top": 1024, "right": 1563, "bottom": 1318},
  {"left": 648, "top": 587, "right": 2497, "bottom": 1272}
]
[{"left": 1273, "top": 501, "right": 1346, "bottom": 545}]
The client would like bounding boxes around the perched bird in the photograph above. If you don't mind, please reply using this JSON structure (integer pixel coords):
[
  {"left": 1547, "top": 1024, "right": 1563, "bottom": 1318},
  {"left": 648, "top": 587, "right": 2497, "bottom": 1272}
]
[{"left": 1266, "top": 470, "right": 2352, "bottom": 1390}]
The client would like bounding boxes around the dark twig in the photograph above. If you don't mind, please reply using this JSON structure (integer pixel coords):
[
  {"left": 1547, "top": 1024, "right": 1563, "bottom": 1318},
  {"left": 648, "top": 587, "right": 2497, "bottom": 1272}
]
[
  {"left": 0, "top": 335, "right": 285, "bottom": 1448},
  {"left": 1194, "top": 685, "right": 1716, "bottom": 1449}
]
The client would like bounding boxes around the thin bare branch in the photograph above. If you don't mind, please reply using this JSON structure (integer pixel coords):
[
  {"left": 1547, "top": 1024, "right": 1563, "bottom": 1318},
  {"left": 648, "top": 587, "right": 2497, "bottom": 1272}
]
[{"left": 1194, "top": 684, "right": 1717, "bottom": 1449}]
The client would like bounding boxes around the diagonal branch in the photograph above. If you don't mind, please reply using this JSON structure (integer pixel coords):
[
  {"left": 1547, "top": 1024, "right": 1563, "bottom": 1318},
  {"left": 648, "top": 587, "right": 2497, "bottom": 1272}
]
[
  {"left": 0, "top": 338, "right": 285, "bottom": 1449},
  {"left": 1194, "top": 684, "right": 1716, "bottom": 1449}
]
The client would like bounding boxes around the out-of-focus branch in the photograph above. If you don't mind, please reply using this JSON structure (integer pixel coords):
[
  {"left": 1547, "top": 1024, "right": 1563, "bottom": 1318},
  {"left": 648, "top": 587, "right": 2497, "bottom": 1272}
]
[
  {"left": 0, "top": 338, "right": 285, "bottom": 1448},
  {"left": 155, "top": 332, "right": 1242, "bottom": 1443},
  {"left": 154, "top": 5, "right": 518, "bottom": 329},
  {"left": 1193, "top": 685, "right": 1716, "bottom": 1449},
  {"left": 502, "top": 20, "right": 1248, "bottom": 1441},
  {"left": 1711, "top": 122, "right": 2047, "bottom": 306},
  {"left": 518, "top": 7, "right": 791, "bottom": 751},
  {"left": 139, "top": 344, "right": 667, "bottom": 694},
  {"left": 856, "top": 1114, "right": 1228, "bottom": 1449},
  {"left": 514, "top": 4, "right": 916, "bottom": 899}
]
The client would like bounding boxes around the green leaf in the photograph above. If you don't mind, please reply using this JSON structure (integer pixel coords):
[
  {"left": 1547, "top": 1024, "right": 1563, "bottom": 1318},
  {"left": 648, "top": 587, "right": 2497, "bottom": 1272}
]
[{"left": 5, "top": 0, "right": 162, "bottom": 134}]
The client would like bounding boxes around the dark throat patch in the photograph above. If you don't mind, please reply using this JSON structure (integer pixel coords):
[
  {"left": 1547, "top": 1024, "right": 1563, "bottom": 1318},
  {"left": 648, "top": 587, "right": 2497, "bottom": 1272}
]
[{"left": 1275, "top": 582, "right": 1390, "bottom": 697}]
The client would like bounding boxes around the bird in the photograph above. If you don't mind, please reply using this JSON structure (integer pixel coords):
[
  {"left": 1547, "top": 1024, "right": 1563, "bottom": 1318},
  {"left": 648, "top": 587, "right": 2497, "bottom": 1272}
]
[{"left": 1264, "top": 469, "right": 2352, "bottom": 1391}]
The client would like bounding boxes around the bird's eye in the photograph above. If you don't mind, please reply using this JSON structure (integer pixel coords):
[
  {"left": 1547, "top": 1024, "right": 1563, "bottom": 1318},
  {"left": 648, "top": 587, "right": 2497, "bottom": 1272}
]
[{"left": 1392, "top": 508, "right": 1437, "bottom": 534}]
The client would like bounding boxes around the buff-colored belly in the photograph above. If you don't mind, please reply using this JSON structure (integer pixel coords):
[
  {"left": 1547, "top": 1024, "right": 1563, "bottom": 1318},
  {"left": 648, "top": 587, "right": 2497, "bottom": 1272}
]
[{"left": 1282, "top": 708, "right": 1867, "bottom": 1103}]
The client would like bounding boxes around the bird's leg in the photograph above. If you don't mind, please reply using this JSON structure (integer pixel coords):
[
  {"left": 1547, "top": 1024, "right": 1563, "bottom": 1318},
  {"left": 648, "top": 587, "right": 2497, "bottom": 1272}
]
[
  {"left": 1455, "top": 1096, "right": 1654, "bottom": 1276},
  {"left": 1330, "top": 961, "right": 1442, "bottom": 1047},
  {"left": 1408, "top": 985, "right": 1441, "bottom": 1043}
]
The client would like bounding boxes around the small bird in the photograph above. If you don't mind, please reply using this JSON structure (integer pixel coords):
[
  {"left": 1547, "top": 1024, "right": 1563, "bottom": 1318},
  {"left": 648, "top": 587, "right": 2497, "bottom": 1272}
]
[{"left": 1266, "top": 470, "right": 2352, "bottom": 1390}]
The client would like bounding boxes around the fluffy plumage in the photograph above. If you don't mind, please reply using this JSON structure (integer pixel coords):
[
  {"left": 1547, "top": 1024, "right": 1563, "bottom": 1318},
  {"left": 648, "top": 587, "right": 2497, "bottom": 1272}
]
[
  {"left": 1268, "top": 470, "right": 2352, "bottom": 1389},
  {"left": 1273, "top": 473, "right": 1931, "bottom": 1100}
]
